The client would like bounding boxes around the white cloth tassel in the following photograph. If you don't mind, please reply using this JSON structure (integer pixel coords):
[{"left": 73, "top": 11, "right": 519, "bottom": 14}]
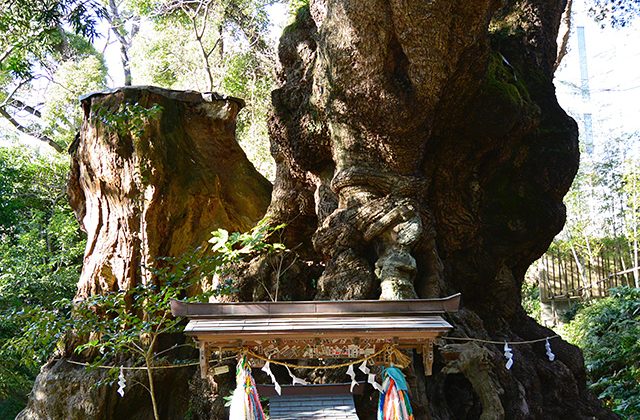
[
  {"left": 368, "top": 373, "right": 384, "bottom": 393},
  {"left": 358, "top": 360, "right": 370, "bottom": 375},
  {"left": 261, "top": 361, "right": 282, "bottom": 395},
  {"left": 504, "top": 342, "right": 514, "bottom": 370},
  {"left": 286, "top": 365, "right": 308, "bottom": 386},
  {"left": 359, "top": 360, "right": 382, "bottom": 392},
  {"left": 229, "top": 383, "right": 246, "bottom": 419},
  {"left": 545, "top": 338, "right": 556, "bottom": 362},
  {"left": 117, "top": 366, "right": 126, "bottom": 397},
  {"left": 346, "top": 364, "right": 358, "bottom": 393}
]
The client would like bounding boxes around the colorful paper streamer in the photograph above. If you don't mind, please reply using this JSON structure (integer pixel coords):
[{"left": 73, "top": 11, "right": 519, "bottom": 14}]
[{"left": 377, "top": 366, "right": 414, "bottom": 420}]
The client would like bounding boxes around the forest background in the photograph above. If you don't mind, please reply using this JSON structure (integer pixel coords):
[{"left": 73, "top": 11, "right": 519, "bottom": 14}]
[{"left": 0, "top": 0, "right": 638, "bottom": 418}]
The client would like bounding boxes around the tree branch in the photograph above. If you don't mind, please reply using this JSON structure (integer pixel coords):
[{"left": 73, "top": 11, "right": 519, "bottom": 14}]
[
  {"left": 0, "top": 106, "right": 64, "bottom": 153},
  {"left": 0, "top": 46, "right": 15, "bottom": 65},
  {"left": 7, "top": 98, "right": 42, "bottom": 118},
  {"left": 554, "top": 0, "right": 573, "bottom": 72},
  {"left": 107, "top": 0, "right": 134, "bottom": 85}
]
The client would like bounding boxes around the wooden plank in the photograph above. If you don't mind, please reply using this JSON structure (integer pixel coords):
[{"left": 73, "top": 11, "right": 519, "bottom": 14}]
[
  {"left": 188, "top": 324, "right": 452, "bottom": 334},
  {"left": 183, "top": 315, "right": 448, "bottom": 325},
  {"left": 199, "top": 341, "right": 208, "bottom": 379},
  {"left": 184, "top": 317, "right": 451, "bottom": 332},
  {"left": 190, "top": 329, "right": 447, "bottom": 341}
]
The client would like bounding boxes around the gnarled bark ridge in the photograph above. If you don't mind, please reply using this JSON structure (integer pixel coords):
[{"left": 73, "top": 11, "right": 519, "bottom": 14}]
[{"left": 264, "top": 0, "right": 614, "bottom": 418}]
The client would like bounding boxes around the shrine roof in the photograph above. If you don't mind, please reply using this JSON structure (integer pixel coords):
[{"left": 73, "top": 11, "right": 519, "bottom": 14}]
[
  {"left": 170, "top": 293, "right": 460, "bottom": 319},
  {"left": 170, "top": 295, "right": 459, "bottom": 342}
]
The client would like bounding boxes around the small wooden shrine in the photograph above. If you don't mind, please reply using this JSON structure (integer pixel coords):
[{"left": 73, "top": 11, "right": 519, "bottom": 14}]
[{"left": 170, "top": 294, "right": 460, "bottom": 378}]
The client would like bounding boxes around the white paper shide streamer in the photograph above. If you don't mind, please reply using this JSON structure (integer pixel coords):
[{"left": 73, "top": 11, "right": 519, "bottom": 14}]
[
  {"left": 503, "top": 342, "right": 514, "bottom": 370},
  {"left": 545, "top": 338, "right": 556, "bottom": 362},
  {"left": 346, "top": 364, "right": 358, "bottom": 392},
  {"left": 261, "top": 361, "right": 282, "bottom": 395},
  {"left": 358, "top": 360, "right": 383, "bottom": 392},
  {"left": 229, "top": 361, "right": 246, "bottom": 420},
  {"left": 286, "top": 365, "right": 308, "bottom": 386},
  {"left": 117, "top": 366, "right": 126, "bottom": 397}
]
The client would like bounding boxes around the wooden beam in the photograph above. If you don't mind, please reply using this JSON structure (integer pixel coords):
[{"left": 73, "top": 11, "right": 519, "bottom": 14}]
[
  {"left": 422, "top": 339, "right": 434, "bottom": 376},
  {"left": 199, "top": 341, "right": 209, "bottom": 379}
]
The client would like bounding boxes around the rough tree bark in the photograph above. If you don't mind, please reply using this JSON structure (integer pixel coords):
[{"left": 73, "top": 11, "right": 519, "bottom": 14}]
[
  {"left": 255, "top": 0, "right": 616, "bottom": 418},
  {"left": 68, "top": 86, "right": 271, "bottom": 299}
]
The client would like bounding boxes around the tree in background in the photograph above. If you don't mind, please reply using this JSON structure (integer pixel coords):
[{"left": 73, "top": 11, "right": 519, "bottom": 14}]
[
  {"left": 0, "top": 146, "right": 86, "bottom": 418},
  {"left": 1, "top": 0, "right": 280, "bottom": 178},
  {"left": 4, "top": 0, "right": 636, "bottom": 418},
  {"left": 129, "top": 0, "right": 279, "bottom": 178},
  {"left": 0, "top": 0, "right": 106, "bottom": 152},
  {"left": 102, "top": 0, "right": 141, "bottom": 86},
  {"left": 569, "top": 133, "right": 638, "bottom": 285},
  {"left": 589, "top": 0, "right": 640, "bottom": 27}
]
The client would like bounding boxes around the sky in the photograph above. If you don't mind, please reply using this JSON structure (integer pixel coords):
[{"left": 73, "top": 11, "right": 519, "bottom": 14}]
[{"left": 554, "top": 0, "right": 640, "bottom": 153}]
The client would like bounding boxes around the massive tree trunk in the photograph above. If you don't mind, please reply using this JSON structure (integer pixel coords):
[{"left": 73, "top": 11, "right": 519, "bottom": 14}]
[{"left": 258, "top": 0, "right": 614, "bottom": 418}]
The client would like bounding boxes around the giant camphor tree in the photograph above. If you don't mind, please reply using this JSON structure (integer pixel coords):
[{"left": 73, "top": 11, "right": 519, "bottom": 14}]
[
  {"left": 17, "top": 0, "right": 618, "bottom": 419},
  {"left": 251, "top": 0, "right": 614, "bottom": 417}
]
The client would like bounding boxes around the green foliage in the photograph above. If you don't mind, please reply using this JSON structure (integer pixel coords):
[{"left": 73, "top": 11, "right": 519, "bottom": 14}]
[
  {"left": 128, "top": 0, "right": 278, "bottom": 180},
  {"left": 68, "top": 220, "right": 284, "bottom": 367},
  {"left": 0, "top": 146, "right": 85, "bottom": 417},
  {"left": 208, "top": 220, "right": 285, "bottom": 264},
  {"left": 130, "top": 21, "right": 207, "bottom": 90},
  {"left": 2, "top": 219, "right": 285, "bottom": 417},
  {"left": 550, "top": 134, "right": 639, "bottom": 292},
  {"left": 0, "top": 0, "right": 102, "bottom": 79},
  {"left": 41, "top": 54, "right": 108, "bottom": 146},
  {"left": 566, "top": 287, "right": 640, "bottom": 417},
  {"left": 65, "top": 221, "right": 285, "bottom": 367},
  {"left": 0, "top": 1, "right": 108, "bottom": 152},
  {"left": 221, "top": 51, "right": 275, "bottom": 179},
  {"left": 91, "top": 102, "right": 163, "bottom": 139},
  {"left": 589, "top": 0, "right": 640, "bottom": 28},
  {"left": 521, "top": 280, "right": 541, "bottom": 322},
  {"left": 288, "top": 0, "right": 310, "bottom": 17},
  {"left": 72, "top": 277, "right": 207, "bottom": 363}
]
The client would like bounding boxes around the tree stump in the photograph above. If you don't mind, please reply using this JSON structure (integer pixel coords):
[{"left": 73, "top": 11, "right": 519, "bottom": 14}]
[{"left": 68, "top": 86, "right": 272, "bottom": 297}]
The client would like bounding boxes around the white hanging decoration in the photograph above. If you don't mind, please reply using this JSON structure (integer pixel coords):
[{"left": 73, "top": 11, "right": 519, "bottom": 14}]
[
  {"left": 286, "top": 365, "right": 308, "bottom": 386},
  {"left": 368, "top": 373, "right": 384, "bottom": 393},
  {"left": 261, "top": 361, "right": 282, "bottom": 395},
  {"left": 358, "top": 359, "right": 370, "bottom": 375},
  {"left": 117, "top": 366, "right": 126, "bottom": 397},
  {"left": 229, "top": 360, "right": 247, "bottom": 420},
  {"left": 545, "top": 338, "right": 556, "bottom": 362},
  {"left": 504, "top": 342, "right": 514, "bottom": 370},
  {"left": 358, "top": 359, "right": 383, "bottom": 392},
  {"left": 346, "top": 364, "right": 358, "bottom": 393}
]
